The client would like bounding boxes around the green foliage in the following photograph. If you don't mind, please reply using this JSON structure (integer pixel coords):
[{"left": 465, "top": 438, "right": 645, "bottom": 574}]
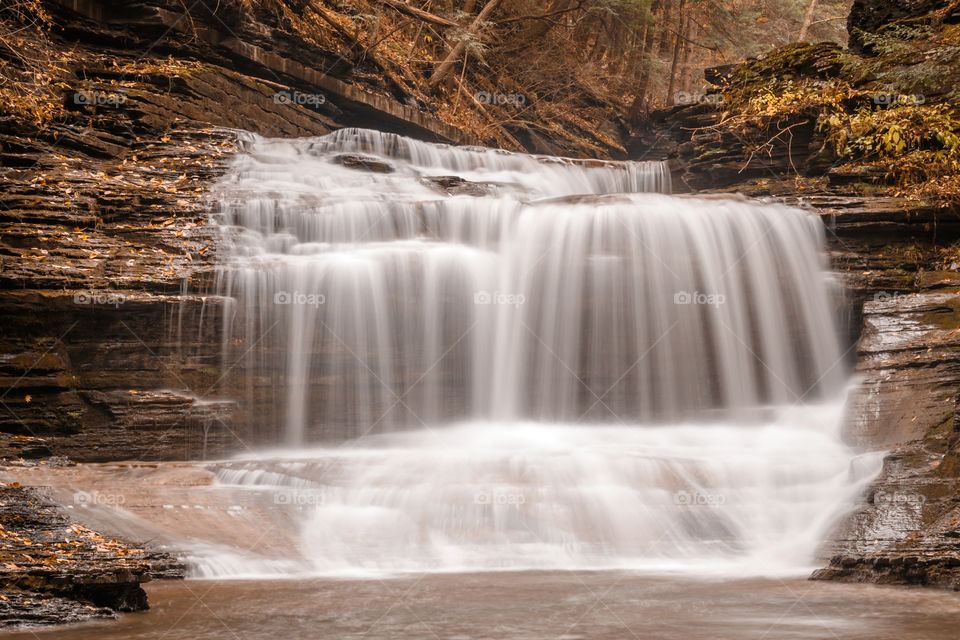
[
  {"left": 856, "top": 23, "right": 960, "bottom": 99},
  {"left": 820, "top": 103, "right": 960, "bottom": 161},
  {"left": 818, "top": 102, "right": 960, "bottom": 206}
]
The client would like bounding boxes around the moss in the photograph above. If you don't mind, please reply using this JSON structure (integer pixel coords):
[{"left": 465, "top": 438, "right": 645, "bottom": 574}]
[
  {"left": 930, "top": 411, "right": 956, "bottom": 437},
  {"left": 917, "top": 297, "right": 960, "bottom": 330},
  {"left": 180, "top": 366, "right": 226, "bottom": 394},
  {"left": 697, "top": 146, "right": 730, "bottom": 159},
  {"left": 849, "top": 181, "right": 889, "bottom": 196},
  {"left": 58, "top": 408, "right": 86, "bottom": 432},
  {"left": 734, "top": 42, "right": 848, "bottom": 81}
]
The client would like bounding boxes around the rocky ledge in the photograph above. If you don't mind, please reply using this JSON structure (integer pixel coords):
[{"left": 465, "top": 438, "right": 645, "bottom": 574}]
[
  {"left": 809, "top": 289, "right": 960, "bottom": 590},
  {"left": 0, "top": 483, "right": 183, "bottom": 628}
]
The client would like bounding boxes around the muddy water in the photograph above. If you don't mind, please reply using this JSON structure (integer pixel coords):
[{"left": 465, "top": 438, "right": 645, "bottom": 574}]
[{"left": 7, "top": 573, "right": 960, "bottom": 639}]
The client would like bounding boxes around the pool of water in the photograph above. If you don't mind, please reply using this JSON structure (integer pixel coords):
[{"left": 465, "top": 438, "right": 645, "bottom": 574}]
[{"left": 10, "top": 573, "right": 960, "bottom": 639}]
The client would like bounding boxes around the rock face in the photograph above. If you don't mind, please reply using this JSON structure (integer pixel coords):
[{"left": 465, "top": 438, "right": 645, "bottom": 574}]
[
  {"left": 0, "top": 120, "right": 240, "bottom": 461},
  {"left": 811, "top": 291, "right": 960, "bottom": 589},
  {"left": 0, "top": 484, "right": 184, "bottom": 626},
  {"left": 48, "top": 0, "right": 475, "bottom": 145},
  {"left": 629, "top": 42, "right": 854, "bottom": 193},
  {"left": 657, "top": 140, "right": 960, "bottom": 590},
  {"left": 1, "top": 0, "right": 486, "bottom": 462}
]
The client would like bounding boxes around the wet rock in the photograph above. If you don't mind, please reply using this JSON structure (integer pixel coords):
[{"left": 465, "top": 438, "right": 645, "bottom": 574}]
[
  {"left": 0, "top": 591, "right": 115, "bottom": 628},
  {"left": 812, "top": 553, "right": 960, "bottom": 590},
  {"left": 421, "top": 175, "right": 491, "bottom": 196},
  {"left": 0, "top": 435, "right": 53, "bottom": 460},
  {"left": 814, "top": 290, "right": 960, "bottom": 591},
  {"left": 332, "top": 154, "right": 395, "bottom": 173},
  {"left": 0, "top": 485, "right": 184, "bottom": 627}
]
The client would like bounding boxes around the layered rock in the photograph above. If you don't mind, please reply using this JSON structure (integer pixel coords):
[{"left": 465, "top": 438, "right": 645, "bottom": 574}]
[
  {"left": 811, "top": 290, "right": 960, "bottom": 589},
  {"left": 0, "top": 119, "right": 239, "bottom": 461},
  {"left": 2, "top": 0, "right": 485, "bottom": 462},
  {"left": 0, "top": 484, "right": 183, "bottom": 626}
]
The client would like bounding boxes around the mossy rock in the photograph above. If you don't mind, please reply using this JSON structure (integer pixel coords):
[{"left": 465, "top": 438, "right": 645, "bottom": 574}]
[
  {"left": 917, "top": 297, "right": 960, "bottom": 330},
  {"left": 734, "top": 43, "right": 849, "bottom": 82}
]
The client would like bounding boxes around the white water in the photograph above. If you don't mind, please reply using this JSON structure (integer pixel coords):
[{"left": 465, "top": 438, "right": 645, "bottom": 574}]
[
  {"left": 216, "top": 128, "right": 843, "bottom": 439},
  {"left": 199, "top": 128, "right": 881, "bottom": 578},
  {"left": 196, "top": 409, "right": 882, "bottom": 579}
]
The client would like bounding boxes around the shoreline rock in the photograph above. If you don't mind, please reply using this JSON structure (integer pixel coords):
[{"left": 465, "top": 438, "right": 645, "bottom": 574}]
[
  {"left": 0, "top": 483, "right": 184, "bottom": 628},
  {"left": 812, "top": 554, "right": 960, "bottom": 590}
]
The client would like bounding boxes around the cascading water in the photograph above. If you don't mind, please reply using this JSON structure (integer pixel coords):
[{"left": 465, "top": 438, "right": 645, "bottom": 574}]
[
  {"left": 195, "top": 128, "right": 882, "bottom": 577},
  {"left": 216, "top": 129, "right": 842, "bottom": 438}
]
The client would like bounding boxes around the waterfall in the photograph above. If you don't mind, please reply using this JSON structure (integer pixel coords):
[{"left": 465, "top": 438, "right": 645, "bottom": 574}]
[
  {"left": 216, "top": 128, "right": 842, "bottom": 442},
  {"left": 198, "top": 128, "right": 880, "bottom": 577}
]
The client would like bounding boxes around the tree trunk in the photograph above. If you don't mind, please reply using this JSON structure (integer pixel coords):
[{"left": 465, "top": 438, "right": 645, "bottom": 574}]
[
  {"left": 665, "top": 0, "right": 687, "bottom": 105},
  {"left": 655, "top": 0, "right": 674, "bottom": 60},
  {"left": 429, "top": 0, "right": 504, "bottom": 89},
  {"left": 680, "top": 20, "right": 695, "bottom": 93},
  {"left": 798, "top": 0, "right": 819, "bottom": 41},
  {"left": 627, "top": 0, "right": 663, "bottom": 123}
]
